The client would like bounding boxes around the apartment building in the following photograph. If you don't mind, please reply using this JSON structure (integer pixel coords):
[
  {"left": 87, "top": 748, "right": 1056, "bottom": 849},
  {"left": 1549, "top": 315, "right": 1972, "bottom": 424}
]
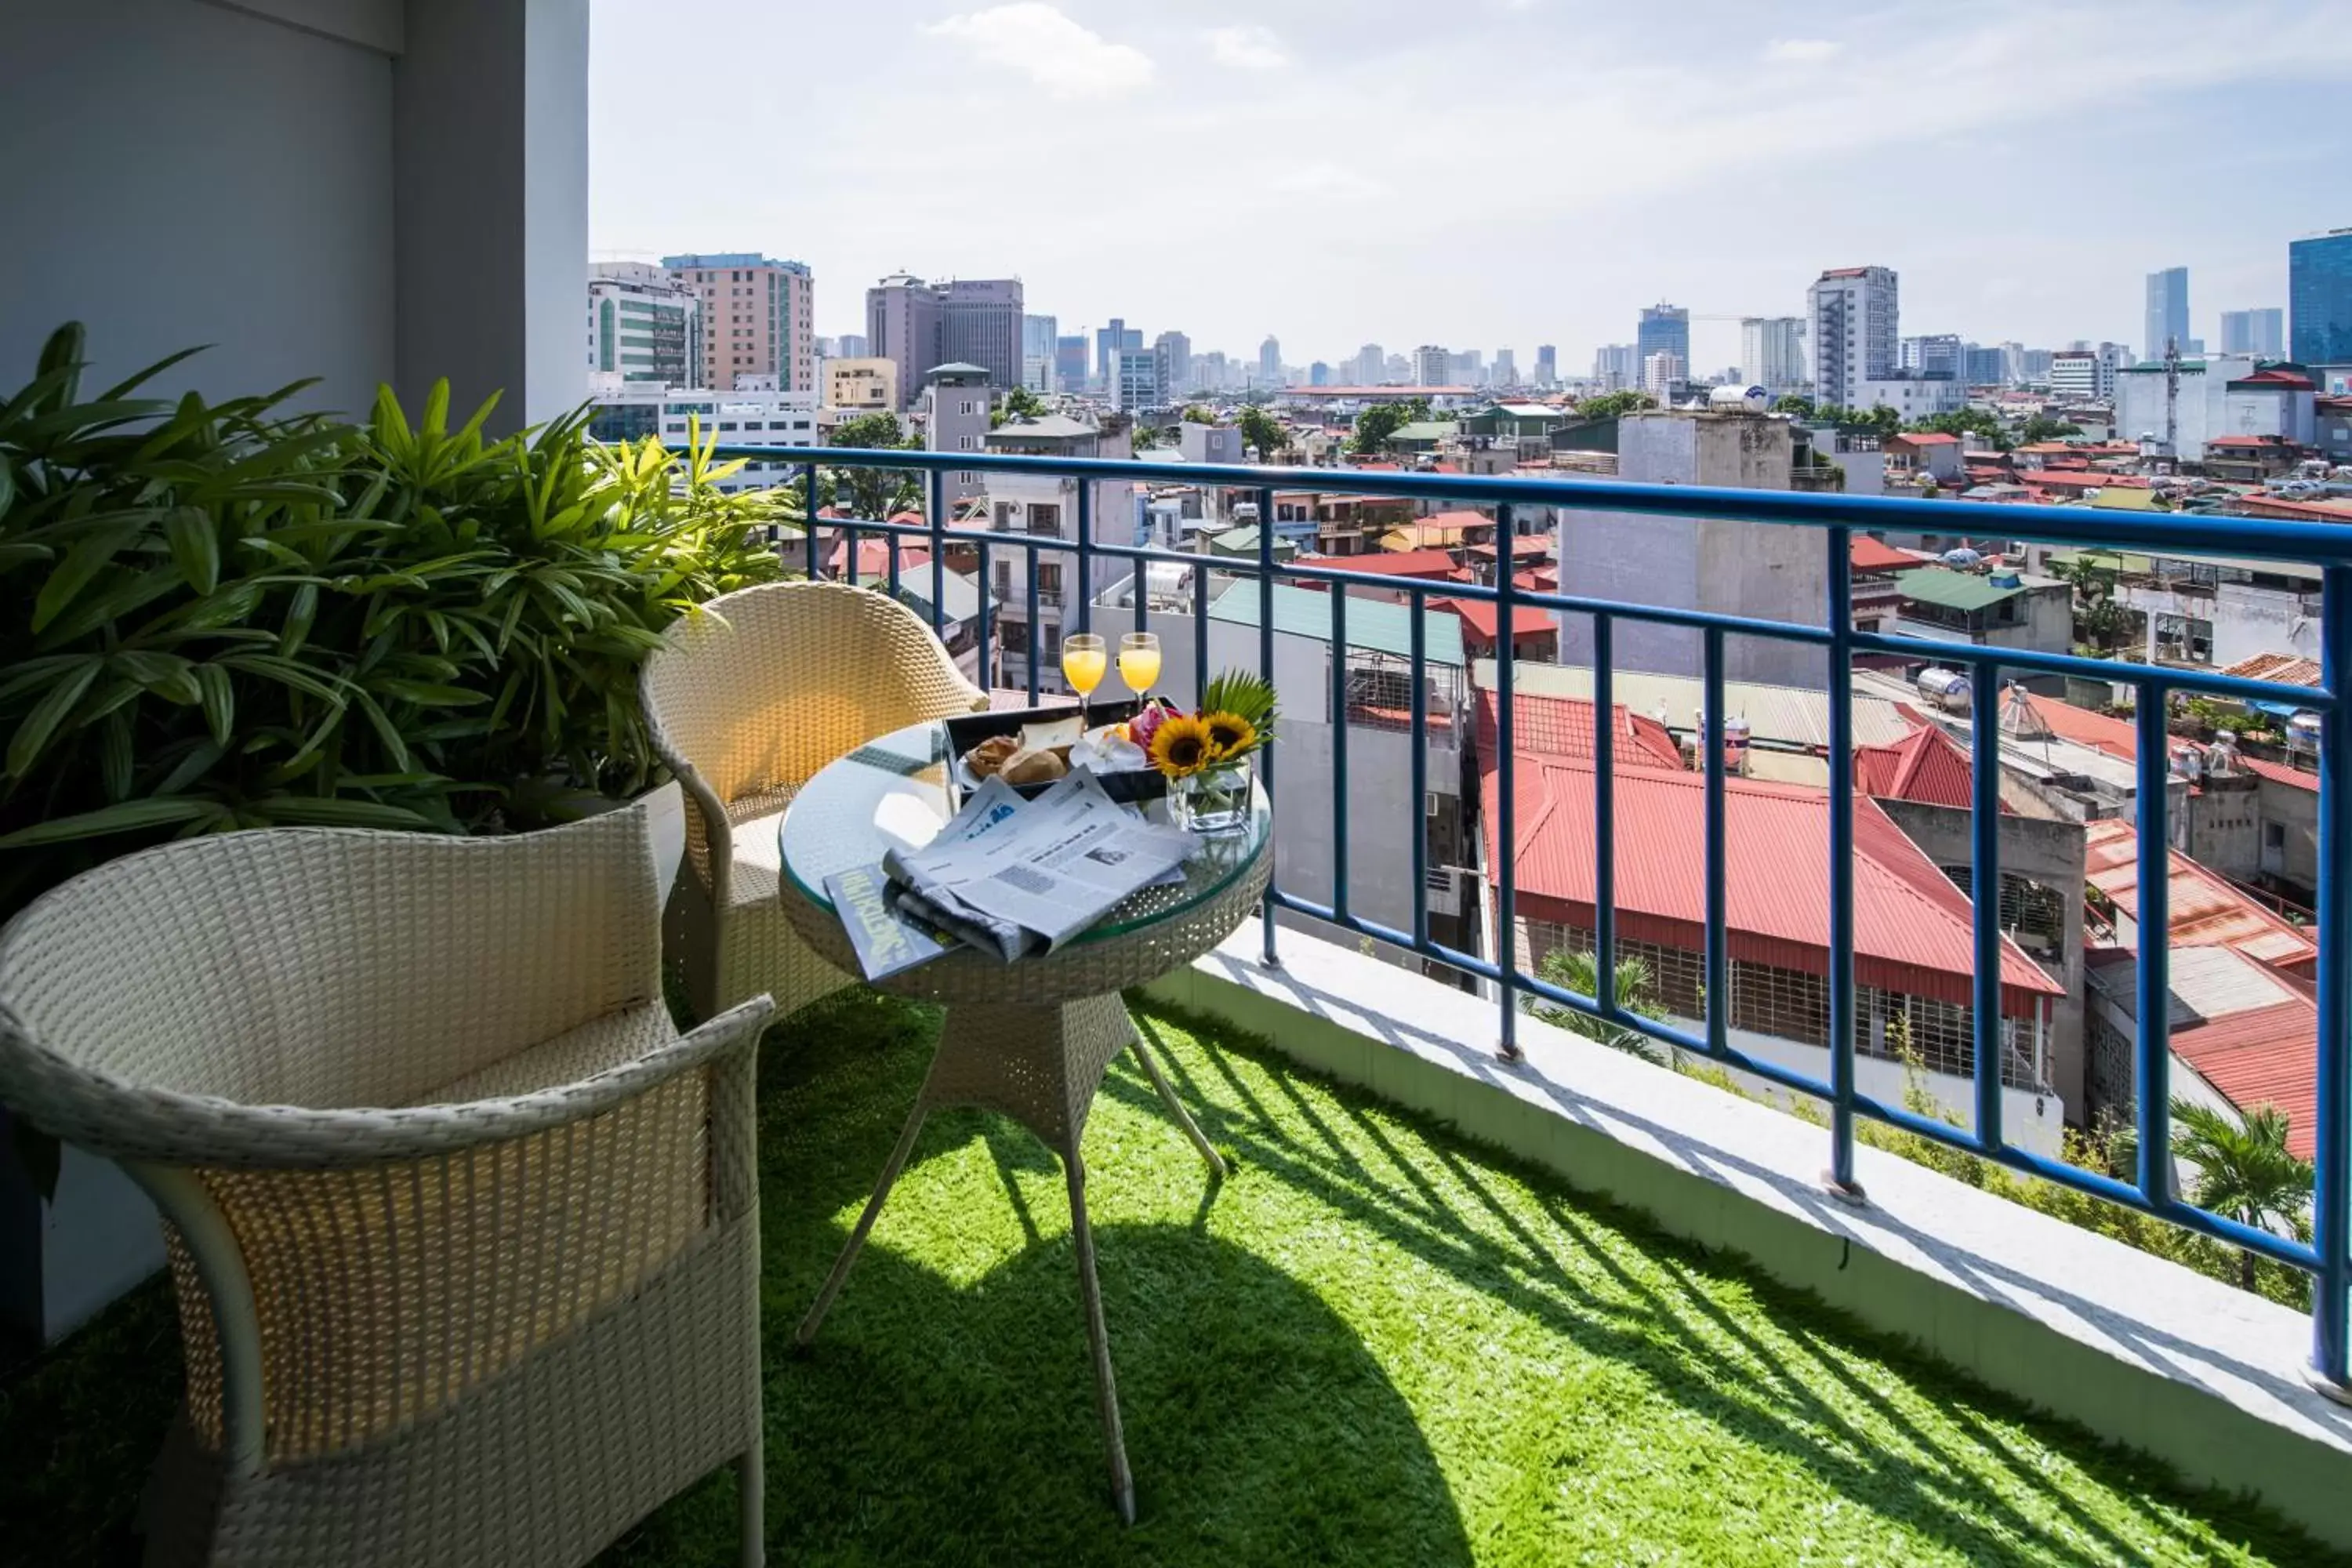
[
  {"left": 824, "top": 357, "right": 898, "bottom": 413},
  {"left": 866, "top": 273, "right": 1025, "bottom": 405},
  {"left": 660, "top": 252, "right": 814, "bottom": 394},
  {"left": 587, "top": 263, "right": 699, "bottom": 390}
]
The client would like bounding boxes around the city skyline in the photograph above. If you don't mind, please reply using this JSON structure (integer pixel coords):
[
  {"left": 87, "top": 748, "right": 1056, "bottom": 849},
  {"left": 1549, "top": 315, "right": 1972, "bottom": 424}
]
[{"left": 590, "top": 0, "right": 2352, "bottom": 375}]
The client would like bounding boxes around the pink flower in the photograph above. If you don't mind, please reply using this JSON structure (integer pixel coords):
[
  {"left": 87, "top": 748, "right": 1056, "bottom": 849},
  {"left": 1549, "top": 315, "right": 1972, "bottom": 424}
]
[{"left": 1128, "top": 701, "right": 1167, "bottom": 751}]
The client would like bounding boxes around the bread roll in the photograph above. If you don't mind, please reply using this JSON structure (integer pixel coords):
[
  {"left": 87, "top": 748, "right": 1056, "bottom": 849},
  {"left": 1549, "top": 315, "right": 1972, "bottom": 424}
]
[
  {"left": 964, "top": 734, "right": 1019, "bottom": 778},
  {"left": 999, "top": 746, "right": 1069, "bottom": 786}
]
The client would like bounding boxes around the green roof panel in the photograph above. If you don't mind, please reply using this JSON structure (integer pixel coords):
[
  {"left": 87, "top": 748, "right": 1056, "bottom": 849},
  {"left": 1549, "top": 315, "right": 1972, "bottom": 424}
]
[{"left": 1209, "top": 582, "right": 1466, "bottom": 666}]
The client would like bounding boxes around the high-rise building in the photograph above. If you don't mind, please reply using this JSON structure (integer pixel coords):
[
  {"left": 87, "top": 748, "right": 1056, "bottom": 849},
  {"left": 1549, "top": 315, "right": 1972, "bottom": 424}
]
[
  {"left": 1201, "top": 350, "right": 1231, "bottom": 392},
  {"left": 1022, "top": 314, "right": 1058, "bottom": 392},
  {"left": 864, "top": 274, "right": 1025, "bottom": 406},
  {"left": 1739, "top": 318, "right": 1806, "bottom": 393},
  {"left": 661, "top": 252, "right": 815, "bottom": 394},
  {"left": 1534, "top": 344, "right": 1557, "bottom": 386},
  {"left": 1308, "top": 361, "right": 1331, "bottom": 387},
  {"left": 1636, "top": 304, "right": 1690, "bottom": 378},
  {"left": 1899, "top": 333, "right": 1962, "bottom": 381},
  {"left": 1412, "top": 344, "right": 1450, "bottom": 386},
  {"left": 1806, "top": 266, "right": 1898, "bottom": 409},
  {"left": 588, "top": 264, "right": 700, "bottom": 390},
  {"left": 836, "top": 333, "right": 869, "bottom": 358},
  {"left": 1094, "top": 318, "right": 1142, "bottom": 383},
  {"left": 1054, "top": 334, "right": 1090, "bottom": 394},
  {"left": 1962, "top": 343, "right": 2005, "bottom": 387},
  {"left": 1385, "top": 353, "right": 1411, "bottom": 381},
  {"left": 1592, "top": 344, "right": 1639, "bottom": 390},
  {"left": 1258, "top": 336, "right": 1283, "bottom": 387},
  {"left": 2020, "top": 348, "right": 2056, "bottom": 382},
  {"left": 2144, "top": 266, "right": 2190, "bottom": 359},
  {"left": 2049, "top": 350, "right": 2114, "bottom": 402},
  {"left": 1493, "top": 348, "right": 1517, "bottom": 386},
  {"left": 2290, "top": 228, "right": 2352, "bottom": 365},
  {"left": 1152, "top": 330, "right": 1191, "bottom": 394},
  {"left": 1641, "top": 351, "right": 1685, "bottom": 398},
  {"left": 2219, "top": 308, "right": 2285, "bottom": 358},
  {"left": 1450, "top": 349, "right": 1484, "bottom": 386},
  {"left": 1108, "top": 345, "right": 1162, "bottom": 412},
  {"left": 1355, "top": 343, "right": 1385, "bottom": 385}
]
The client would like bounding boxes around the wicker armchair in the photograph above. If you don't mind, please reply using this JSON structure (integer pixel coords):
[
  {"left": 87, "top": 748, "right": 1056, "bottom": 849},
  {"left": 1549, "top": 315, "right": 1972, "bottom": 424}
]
[
  {"left": 0, "top": 790, "right": 775, "bottom": 1568},
  {"left": 641, "top": 579, "right": 989, "bottom": 1021}
]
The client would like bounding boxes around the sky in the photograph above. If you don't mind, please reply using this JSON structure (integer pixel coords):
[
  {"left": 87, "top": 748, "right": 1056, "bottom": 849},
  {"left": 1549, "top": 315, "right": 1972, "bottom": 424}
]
[{"left": 590, "top": 0, "right": 2352, "bottom": 376}]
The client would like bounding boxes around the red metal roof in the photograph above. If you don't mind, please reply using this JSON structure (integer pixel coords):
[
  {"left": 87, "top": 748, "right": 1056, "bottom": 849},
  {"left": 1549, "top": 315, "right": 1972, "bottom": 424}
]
[
  {"left": 1420, "top": 508, "right": 1497, "bottom": 529},
  {"left": 1477, "top": 690, "right": 1684, "bottom": 771},
  {"left": 2082, "top": 818, "right": 2318, "bottom": 975},
  {"left": 2232, "top": 752, "right": 2318, "bottom": 793},
  {"left": 1483, "top": 753, "right": 2060, "bottom": 1011},
  {"left": 1294, "top": 550, "right": 1459, "bottom": 579},
  {"left": 826, "top": 536, "right": 931, "bottom": 575},
  {"left": 2236, "top": 495, "right": 2352, "bottom": 522},
  {"left": 1465, "top": 536, "right": 1553, "bottom": 560},
  {"left": 2019, "top": 692, "right": 2138, "bottom": 760},
  {"left": 2229, "top": 368, "right": 2314, "bottom": 389},
  {"left": 1850, "top": 536, "right": 1926, "bottom": 572},
  {"left": 2019, "top": 470, "right": 2151, "bottom": 490},
  {"left": 2208, "top": 434, "right": 2294, "bottom": 448},
  {"left": 1892, "top": 431, "right": 1962, "bottom": 445},
  {"left": 1853, "top": 724, "right": 1976, "bottom": 808},
  {"left": 1439, "top": 598, "right": 1559, "bottom": 644},
  {"left": 2086, "top": 948, "right": 2318, "bottom": 1157}
]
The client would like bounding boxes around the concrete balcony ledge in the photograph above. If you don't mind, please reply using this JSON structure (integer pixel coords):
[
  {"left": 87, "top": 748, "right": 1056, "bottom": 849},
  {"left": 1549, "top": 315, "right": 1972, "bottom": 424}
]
[{"left": 1147, "top": 927, "right": 2352, "bottom": 1550}]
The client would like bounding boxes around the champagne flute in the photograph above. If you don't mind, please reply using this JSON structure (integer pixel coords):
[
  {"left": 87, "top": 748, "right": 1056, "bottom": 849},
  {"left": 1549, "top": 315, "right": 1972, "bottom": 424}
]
[
  {"left": 1061, "top": 632, "right": 1106, "bottom": 727},
  {"left": 1117, "top": 631, "right": 1161, "bottom": 710}
]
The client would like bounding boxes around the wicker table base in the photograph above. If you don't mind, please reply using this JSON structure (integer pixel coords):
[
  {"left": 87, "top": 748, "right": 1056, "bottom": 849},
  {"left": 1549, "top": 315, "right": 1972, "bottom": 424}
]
[{"left": 794, "top": 991, "right": 1224, "bottom": 1523}]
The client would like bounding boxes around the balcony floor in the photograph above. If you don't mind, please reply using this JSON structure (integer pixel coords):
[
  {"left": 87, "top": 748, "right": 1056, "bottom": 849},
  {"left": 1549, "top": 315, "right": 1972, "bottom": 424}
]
[{"left": 5, "top": 992, "right": 2336, "bottom": 1566}]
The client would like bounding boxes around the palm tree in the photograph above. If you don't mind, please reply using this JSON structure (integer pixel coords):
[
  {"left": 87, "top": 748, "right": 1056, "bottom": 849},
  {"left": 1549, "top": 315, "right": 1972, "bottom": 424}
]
[
  {"left": 1532, "top": 949, "right": 1674, "bottom": 1066},
  {"left": 2169, "top": 1099, "right": 2313, "bottom": 1292}
]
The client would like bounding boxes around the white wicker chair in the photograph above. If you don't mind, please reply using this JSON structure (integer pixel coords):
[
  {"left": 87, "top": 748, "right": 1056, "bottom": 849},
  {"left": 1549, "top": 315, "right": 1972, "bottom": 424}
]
[
  {"left": 0, "top": 789, "right": 775, "bottom": 1568},
  {"left": 641, "top": 579, "right": 989, "bottom": 1022}
]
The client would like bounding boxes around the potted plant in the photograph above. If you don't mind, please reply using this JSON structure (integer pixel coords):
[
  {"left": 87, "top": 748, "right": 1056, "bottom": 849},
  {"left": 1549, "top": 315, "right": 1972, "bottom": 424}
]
[{"left": 1135, "top": 670, "right": 1276, "bottom": 837}]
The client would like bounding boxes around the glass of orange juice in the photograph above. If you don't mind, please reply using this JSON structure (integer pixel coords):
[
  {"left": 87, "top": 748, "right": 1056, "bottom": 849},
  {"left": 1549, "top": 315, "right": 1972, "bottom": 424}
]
[
  {"left": 1117, "top": 632, "right": 1161, "bottom": 704},
  {"left": 1061, "top": 632, "right": 1106, "bottom": 725}
]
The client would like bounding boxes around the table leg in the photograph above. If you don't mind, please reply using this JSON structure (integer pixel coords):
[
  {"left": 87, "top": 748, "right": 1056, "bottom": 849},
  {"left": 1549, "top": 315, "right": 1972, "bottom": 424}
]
[
  {"left": 796, "top": 1102, "right": 928, "bottom": 1348},
  {"left": 1065, "top": 1152, "right": 1135, "bottom": 1524},
  {"left": 1129, "top": 1030, "right": 1229, "bottom": 1180}
]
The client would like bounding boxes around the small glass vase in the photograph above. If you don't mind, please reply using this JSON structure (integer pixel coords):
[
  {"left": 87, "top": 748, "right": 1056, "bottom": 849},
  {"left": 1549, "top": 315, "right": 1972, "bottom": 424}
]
[{"left": 1169, "top": 760, "right": 1250, "bottom": 838}]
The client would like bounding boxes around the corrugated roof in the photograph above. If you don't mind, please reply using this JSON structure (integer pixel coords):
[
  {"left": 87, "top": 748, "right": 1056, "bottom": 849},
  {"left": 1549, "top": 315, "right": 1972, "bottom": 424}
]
[
  {"left": 1438, "top": 597, "right": 1559, "bottom": 644},
  {"left": 2082, "top": 818, "right": 2318, "bottom": 973},
  {"left": 1853, "top": 724, "right": 1976, "bottom": 808},
  {"left": 1207, "top": 580, "right": 1465, "bottom": 666},
  {"left": 1389, "top": 421, "right": 1456, "bottom": 441},
  {"left": 1483, "top": 755, "right": 2060, "bottom": 1011},
  {"left": 1293, "top": 550, "right": 1459, "bottom": 579},
  {"left": 2221, "top": 652, "right": 2322, "bottom": 687},
  {"left": 1851, "top": 536, "right": 1926, "bottom": 572},
  {"left": 2085, "top": 946, "right": 2317, "bottom": 1157},
  {"left": 2016, "top": 692, "right": 2137, "bottom": 760},
  {"left": 1475, "top": 690, "right": 1685, "bottom": 771},
  {"left": 1898, "top": 566, "right": 2036, "bottom": 612},
  {"left": 1490, "top": 661, "right": 1918, "bottom": 749},
  {"left": 2232, "top": 752, "right": 2318, "bottom": 793}
]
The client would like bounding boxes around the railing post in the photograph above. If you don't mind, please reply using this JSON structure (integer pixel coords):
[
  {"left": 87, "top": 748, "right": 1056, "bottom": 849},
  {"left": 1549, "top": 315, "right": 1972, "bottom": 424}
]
[
  {"left": 1330, "top": 587, "right": 1350, "bottom": 927},
  {"left": 1410, "top": 584, "right": 1429, "bottom": 952},
  {"left": 1971, "top": 661, "right": 2005, "bottom": 1153},
  {"left": 1257, "top": 485, "right": 1279, "bottom": 969},
  {"left": 1497, "top": 504, "right": 1520, "bottom": 1062},
  {"left": 2132, "top": 684, "right": 2173, "bottom": 1209},
  {"left": 1824, "top": 526, "right": 1864, "bottom": 1202},
  {"left": 1594, "top": 613, "right": 1617, "bottom": 1018},
  {"left": 927, "top": 470, "right": 947, "bottom": 638},
  {"left": 1701, "top": 626, "right": 1727, "bottom": 1062},
  {"left": 801, "top": 463, "right": 819, "bottom": 579},
  {"left": 2310, "top": 564, "right": 2352, "bottom": 1397}
]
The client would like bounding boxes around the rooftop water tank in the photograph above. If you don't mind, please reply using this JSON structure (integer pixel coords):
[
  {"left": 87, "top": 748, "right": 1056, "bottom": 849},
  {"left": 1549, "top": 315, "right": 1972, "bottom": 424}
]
[
  {"left": 2288, "top": 712, "right": 2325, "bottom": 750},
  {"left": 1989, "top": 568, "right": 2022, "bottom": 588},
  {"left": 1915, "top": 667, "right": 1970, "bottom": 710},
  {"left": 1941, "top": 547, "right": 1983, "bottom": 568},
  {"left": 1708, "top": 385, "right": 1769, "bottom": 414}
]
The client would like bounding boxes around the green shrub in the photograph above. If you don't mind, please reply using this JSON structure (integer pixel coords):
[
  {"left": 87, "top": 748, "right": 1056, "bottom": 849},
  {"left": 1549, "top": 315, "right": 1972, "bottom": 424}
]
[{"left": 0, "top": 324, "right": 793, "bottom": 917}]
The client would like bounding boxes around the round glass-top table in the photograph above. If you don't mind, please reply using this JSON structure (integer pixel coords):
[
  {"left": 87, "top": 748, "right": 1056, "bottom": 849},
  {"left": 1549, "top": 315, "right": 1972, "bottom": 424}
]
[{"left": 778, "top": 718, "right": 1272, "bottom": 1523}]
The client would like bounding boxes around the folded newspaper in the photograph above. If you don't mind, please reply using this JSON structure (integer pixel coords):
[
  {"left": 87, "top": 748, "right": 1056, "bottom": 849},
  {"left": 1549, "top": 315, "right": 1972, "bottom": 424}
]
[{"left": 825, "top": 768, "right": 1195, "bottom": 980}]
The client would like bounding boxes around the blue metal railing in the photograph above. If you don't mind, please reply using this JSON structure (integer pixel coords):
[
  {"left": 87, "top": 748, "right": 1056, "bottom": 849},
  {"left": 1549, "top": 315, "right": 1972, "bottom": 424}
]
[{"left": 731, "top": 441, "right": 2352, "bottom": 1390}]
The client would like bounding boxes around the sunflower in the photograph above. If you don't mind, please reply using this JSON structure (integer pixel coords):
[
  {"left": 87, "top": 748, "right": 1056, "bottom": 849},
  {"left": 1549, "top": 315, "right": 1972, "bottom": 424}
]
[
  {"left": 1149, "top": 714, "right": 1216, "bottom": 779},
  {"left": 1200, "top": 710, "right": 1257, "bottom": 759}
]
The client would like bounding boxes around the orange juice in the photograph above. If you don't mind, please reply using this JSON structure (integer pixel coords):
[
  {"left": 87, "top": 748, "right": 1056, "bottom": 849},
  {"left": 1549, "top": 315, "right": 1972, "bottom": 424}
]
[
  {"left": 1117, "top": 644, "right": 1161, "bottom": 693},
  {"left": 1062, "top": 644, "right": 1107, "bottom": 695}
]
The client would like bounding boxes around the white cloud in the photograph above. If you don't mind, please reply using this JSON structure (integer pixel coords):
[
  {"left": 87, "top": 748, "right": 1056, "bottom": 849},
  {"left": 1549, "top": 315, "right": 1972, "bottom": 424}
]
[
  {"left": 1762, "top": 38, "right": 1842, "bottom": 64},
  {"left": 927, "top": 4, "right": 1154, "bottom": 99},
  {"left": 1207, "top": 24, "right": 1288, "bottom": 70}
]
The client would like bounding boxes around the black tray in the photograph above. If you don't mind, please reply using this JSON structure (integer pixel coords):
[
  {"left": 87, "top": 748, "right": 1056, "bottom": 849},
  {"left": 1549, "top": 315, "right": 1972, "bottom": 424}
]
[{"left": 943, "top": 699, "right": 1168, "bottom": 804}]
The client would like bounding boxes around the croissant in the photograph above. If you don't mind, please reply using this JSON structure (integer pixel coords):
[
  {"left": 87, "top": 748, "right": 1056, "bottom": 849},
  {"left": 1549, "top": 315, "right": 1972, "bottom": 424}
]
[
  {"left": 964, "top": 734, "right": 1020, "bottom": 778},
  {"left": 999, "top": 746, "right": 1069, "bottom": 786}
]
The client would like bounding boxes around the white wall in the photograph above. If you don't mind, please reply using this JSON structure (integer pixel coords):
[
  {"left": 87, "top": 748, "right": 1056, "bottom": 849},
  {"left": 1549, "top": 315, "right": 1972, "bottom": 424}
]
[
  {"left": 1714, "top": 1023, "right": 2067, "bottom": 1160},
  {"left": 2, "top": 0, "right": 400, "bottom": 416}
]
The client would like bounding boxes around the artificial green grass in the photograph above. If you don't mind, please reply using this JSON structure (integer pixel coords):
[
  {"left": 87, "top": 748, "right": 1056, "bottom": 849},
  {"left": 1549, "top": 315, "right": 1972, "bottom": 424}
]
[{"left": 3, "top": 989, "right": 2340, "bottom": 1566}]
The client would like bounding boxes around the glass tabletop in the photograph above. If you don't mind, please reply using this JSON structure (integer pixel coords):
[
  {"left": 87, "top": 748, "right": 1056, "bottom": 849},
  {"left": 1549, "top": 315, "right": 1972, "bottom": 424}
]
[{"left": 780, "top": 720, "right": 1271, "bottom": 946}]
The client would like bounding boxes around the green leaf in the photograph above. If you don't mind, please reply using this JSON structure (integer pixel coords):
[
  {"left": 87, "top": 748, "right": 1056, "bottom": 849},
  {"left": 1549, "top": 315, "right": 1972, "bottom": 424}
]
[
  {"left": 352, "top": 689, "right": 412, "bottom": 772},
  {"left": 6, "top": 659, "right": 103, "bottom": 778},
  {"left": 161, "top": 507, "right": 220, "bottom": 593},
  {"left": 0, "top": 794, "right": 222, "bottom": 848},
  {"left": 248, "top": 796, "right": 433, "bottom": 829},
  {"left": 31, "top": 517, "right": 147, "bottom": 633},
  {"left": 373, "top": 679, "right": 488, "bottom": 707},
  {"left": 194, "top": 662, "right": 235, "bottom": 746},
  {"left": 280, "top": 580, "right": 318, "bottom": 655}
]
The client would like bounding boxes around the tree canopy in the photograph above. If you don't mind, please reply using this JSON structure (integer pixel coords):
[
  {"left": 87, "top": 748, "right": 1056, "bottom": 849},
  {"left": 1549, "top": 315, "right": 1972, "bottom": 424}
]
[
  {"left": 1572, "top": 390, "right": 1655, "bottom": 422},
  {"left": 1770, "top": 394, "right": 1815, "bottom": 418},
  {"left": 2020, "top": 415, "right": 2085, "bottom": 445},
  {"left": 990, "top": 386, "right": 1047, "bottom": 428},
  {"left": 1178, "top": 404, "right": 1217, "bottom": 426},
  {"left": 1237, "top": 405, "right": 1286, "bottom": 462},
  {"left": 2169, "top": 1099, "right": 2313, "bottom": 1292},
  {"left": 828, "top": 412, "right": 923, "bottom": 520},
  {"left": 1904, "top": 405, "right": 2009, "bottom": 450}
]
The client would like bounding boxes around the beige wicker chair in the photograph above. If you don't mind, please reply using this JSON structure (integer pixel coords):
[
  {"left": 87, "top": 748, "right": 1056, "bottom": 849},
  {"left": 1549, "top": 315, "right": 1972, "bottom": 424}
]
[
  {"left": 641, "top": 579, "right": 989, "bottom": 1021},
  {"left": 0, "top": 790, "right": 775, "bottom": 1568}
]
